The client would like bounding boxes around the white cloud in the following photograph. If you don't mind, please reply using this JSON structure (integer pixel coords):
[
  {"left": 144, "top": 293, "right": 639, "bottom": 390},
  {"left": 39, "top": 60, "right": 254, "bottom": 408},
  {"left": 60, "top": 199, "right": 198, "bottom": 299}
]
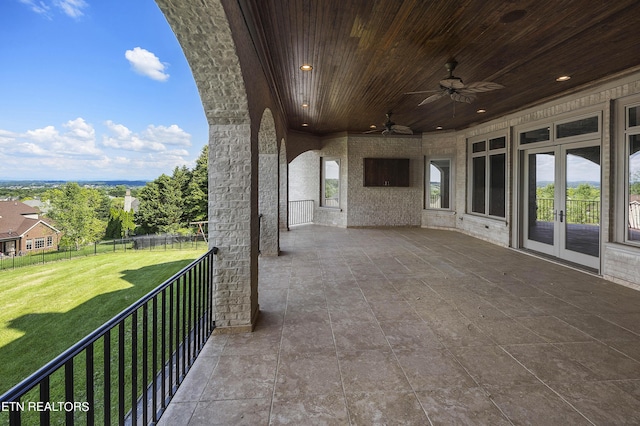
[
  {"left": 54, "top": 0, "right": 88, "bottom": 19},
  {"left": 2, "top": 118, "right": 102, "bottom": 158},
  {"left": 125, "top": 47, "right": 170, "bottom": 82},
  {"left": 0, "top": 118, "right": 195, "bottom": 180},
  {"left": 19, "top": 0, "right": 88, "bottom": 19},
  {"left": 103, "top": 121, "right": 191, "bottom": 152},
  {"left": 18, "top": 0, "right": 51, "bottom": 17}
]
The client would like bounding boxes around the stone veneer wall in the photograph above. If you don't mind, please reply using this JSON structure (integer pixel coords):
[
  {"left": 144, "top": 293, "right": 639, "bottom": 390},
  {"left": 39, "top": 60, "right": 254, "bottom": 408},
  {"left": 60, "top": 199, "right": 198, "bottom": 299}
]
[{"left": 346, "top": 135, "right": 422, "bottom": 227}]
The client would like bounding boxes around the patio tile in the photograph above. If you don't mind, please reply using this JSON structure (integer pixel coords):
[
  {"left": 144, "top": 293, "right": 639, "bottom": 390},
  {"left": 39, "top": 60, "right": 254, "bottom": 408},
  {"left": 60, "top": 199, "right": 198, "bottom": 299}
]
[
  {"left": 189, "top": 398, "right": 271, "bottom": 426},
  {"left": 450, "top": 345, "right": 538, "bottom": 386},
  {"left": 274, "top": 352, "right": 342, "bottom": 397},
  {"left": 502, "top": 343, "right": 598, "bottom": 383},
  {"left": 201, "top": 354, "right": 277, "bottom": 400},
  {"left": 551, "top": 381, "right": 640, "bottom": 424},
  {"left": 553, "top": 341, "right": 640, "bottom": 380},
  {"left": 514, "top": 316, "right": 593, "bottom": 343},
  {"left": 270, "top": 393, "right": 349, "bottom": 425},
  {"left": 345, "top": 391, "right": 430, "bottom": 426},
  {"left": 378, "top": 320, "right": 443, "bottom": 350},
  {"left": 415, "top": 387, "right": 511, "bottom": 425},
  {"left": 486, "top": 383, "right": 590, "bottom": 425},
  {"left": 337, "top": 349, "right": 412, "bottom": 393},
  {"left": 157, "top": 226, "right": 640, "bottom": 425},
  {"left": 394, "top": 347, "right": 476, "bottom": 390}
]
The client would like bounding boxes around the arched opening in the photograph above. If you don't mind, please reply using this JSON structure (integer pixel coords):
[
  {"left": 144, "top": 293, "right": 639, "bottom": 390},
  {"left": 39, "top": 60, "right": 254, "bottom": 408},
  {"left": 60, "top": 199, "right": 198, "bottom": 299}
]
[
  {"left": 157, "top": 0, "right": 258, "bottom": 332},
  {"left": 258, "top": 108, "right": 279, "bottom": 256}
]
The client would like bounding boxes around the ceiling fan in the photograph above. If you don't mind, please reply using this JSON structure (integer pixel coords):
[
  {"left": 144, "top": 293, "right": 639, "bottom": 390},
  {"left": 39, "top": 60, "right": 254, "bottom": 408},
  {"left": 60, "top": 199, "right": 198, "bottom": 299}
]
[
  {"left": 406, "top": 60, "right": 504, "bottom": 105},
  {"left": 364, "top": 112, "right": 413, "bottom": 135}
]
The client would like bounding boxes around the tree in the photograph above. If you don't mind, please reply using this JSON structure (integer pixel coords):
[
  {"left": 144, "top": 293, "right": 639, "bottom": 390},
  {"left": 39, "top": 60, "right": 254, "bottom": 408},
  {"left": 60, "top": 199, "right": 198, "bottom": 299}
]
[
  {"left": 105, "top": 198, "right": 136, "bottom": 238},
  {"left": 183, "top": 145, "right": 208, "bottom": 222},
  {"left": 45, "top": 182, "right": 106, "bottom": 249},
  {"left": 135, "top": 174, "right": 184, "bottom": 234}
]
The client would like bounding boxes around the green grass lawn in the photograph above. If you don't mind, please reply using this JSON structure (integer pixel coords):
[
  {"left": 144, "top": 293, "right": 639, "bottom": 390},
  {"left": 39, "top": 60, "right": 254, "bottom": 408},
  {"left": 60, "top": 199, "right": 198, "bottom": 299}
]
[{"left": 0, "top": 248, "right": 206, "bottom": 396}]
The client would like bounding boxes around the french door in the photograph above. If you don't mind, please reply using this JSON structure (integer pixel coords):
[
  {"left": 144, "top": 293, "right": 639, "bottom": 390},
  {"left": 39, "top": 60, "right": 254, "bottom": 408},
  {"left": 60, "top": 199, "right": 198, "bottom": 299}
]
[{"left": 523, "top": 141, "right": 601, "bottom": 269}]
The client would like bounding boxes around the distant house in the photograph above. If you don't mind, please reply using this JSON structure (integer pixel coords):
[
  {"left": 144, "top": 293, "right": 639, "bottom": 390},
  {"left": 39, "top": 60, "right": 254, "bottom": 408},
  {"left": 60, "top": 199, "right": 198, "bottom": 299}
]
[{"left": 0, "top": 201, "right": 60, "bottom": 256}]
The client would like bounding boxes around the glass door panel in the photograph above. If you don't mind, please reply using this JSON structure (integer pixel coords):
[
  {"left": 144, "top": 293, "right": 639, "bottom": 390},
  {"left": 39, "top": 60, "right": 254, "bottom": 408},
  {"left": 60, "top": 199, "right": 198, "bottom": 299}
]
[
  {"left": 526, "top": 151, "right": 556, "bottom": 248},
  {"left": 561, "top": 145, "right": 601, "bottom": 264}
]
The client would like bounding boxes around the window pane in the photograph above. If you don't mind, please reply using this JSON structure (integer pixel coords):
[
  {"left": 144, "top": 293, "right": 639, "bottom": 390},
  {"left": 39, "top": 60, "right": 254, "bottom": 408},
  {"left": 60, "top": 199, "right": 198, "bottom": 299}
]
[
  {"left": 489, "top": 153, "right": 506, "bottom": 217},
  {"left": 520, "top": 128, "right": 550, "bottom": 144},
  {"left": 629, "top": 135, "right": 640, "bottom": 241},
  {"left": 472, "top": 141, "right": 486, "bottom": 153},
  {"left": 489, "top": 137, "right": 506, "bottom": 150},
  {"left": 629, "top": 106, "right": 640, "bottom": 128},
  {"left": 429, "top": 159, "right": 450, "bottom": 209},
  {"left": 323, "top": 159, "right": 339, "bottom": 207},
  {"left": 472, "top": 156, "right": 486, "bottom": 213},
  {"left": 556, "top": 116, "right": 599, "bottom": 138}
]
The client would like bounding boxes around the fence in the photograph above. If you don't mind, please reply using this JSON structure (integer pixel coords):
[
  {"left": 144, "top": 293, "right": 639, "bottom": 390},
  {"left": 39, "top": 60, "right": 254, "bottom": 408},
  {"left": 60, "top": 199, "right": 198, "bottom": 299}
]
[
  {"left": 0, "top": 234, "right": 206, "bottom": 271},
  {"left": 0, "top": 247, "right": 217, "bottom": 425},
  {"left": 535, "top": 198, "right": 600, "bottom": 224},
  {"left": 288, "top": 200, "right": 314, "bottom": 226}
]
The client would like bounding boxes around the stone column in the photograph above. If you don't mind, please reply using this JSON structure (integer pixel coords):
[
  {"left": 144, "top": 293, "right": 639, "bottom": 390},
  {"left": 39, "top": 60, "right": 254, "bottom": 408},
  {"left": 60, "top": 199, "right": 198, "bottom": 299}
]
[
  {"left": 279, "top": 139, "right": 289, "bottom": 231},
  {"left": 209, "top": 123, "right": 259, "bottom": 333}
]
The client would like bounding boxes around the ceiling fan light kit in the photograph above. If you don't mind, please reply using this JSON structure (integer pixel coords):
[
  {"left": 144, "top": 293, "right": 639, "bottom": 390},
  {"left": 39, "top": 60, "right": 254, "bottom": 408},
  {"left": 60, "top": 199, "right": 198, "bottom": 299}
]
[
  {"left": 364, "top": 112, "right": 413, "bottom": 136},
  {"left": 407, "top": 60, "right": 504, "bottom": 106}
]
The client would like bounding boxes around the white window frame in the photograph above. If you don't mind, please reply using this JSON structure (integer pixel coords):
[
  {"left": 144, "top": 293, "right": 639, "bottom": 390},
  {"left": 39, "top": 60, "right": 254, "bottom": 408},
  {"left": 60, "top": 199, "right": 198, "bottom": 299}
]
[
  {"left": 34, "top": 237, "right": 45, "bottom": 249},
  {"left": 46, "top": 236, "right": 53, "bottom": 247},
  {"left": 426, "top": 157, "right": 454, "bottom": 210},
  {"left": 467, "top": 132, "right": 508, "bottom": 219},
  {"left": 320, "top": 157, "right": 340, "bottom": 208},
  {"left": 26, "top": 239, "right": 33, "bottom": 250},
  {"left": 616, "top": 93, "right": 640, "bottom": 247}
]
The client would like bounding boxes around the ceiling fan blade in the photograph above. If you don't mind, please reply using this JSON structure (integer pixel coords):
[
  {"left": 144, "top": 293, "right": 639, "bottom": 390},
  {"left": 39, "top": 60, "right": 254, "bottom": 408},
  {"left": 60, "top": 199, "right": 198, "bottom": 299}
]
[
  {"left": 450, "top": 92, "right": 477, "bottom": 103},
  {"left": 460, "top": 81, "right": 504, "bottom": 93},
  {"left": 418, "top": 91, "right": 446, "bottom": 106},
  {"left": 362, "top": 129, "right": 381, "bottom": 134},
  {"left": 404, "top": 90, "right": 440, "bottom": 95},
  {"left": 439, "top": 78, "right": 465, "bottom": 89},
  {"left": 391, "top": 125, "right": 413, "bottom": 135}
]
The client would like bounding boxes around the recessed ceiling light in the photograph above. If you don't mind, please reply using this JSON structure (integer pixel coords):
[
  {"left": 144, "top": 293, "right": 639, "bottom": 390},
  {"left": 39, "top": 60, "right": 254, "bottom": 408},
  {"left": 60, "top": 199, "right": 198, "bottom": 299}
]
[
  {"left": 477, "top": 109, "right": 486, "bottom": 113},
  {"left": 300, "top": 64, "right": 313, "bottom": 71},
  {"left": 436, "top": 126, "right": 443, "bottom": 130},
  {"left": 301, "top": 103, "right": 309, "bottom": 108},
  {"left": 301, "top": 123, "right": 309, "bottom": 127},
  {"left": 369, "top": 124, "right": 377, "bottom": 129},
  {"left": 556, "top": 75, "right": 571, "bottom": 82}
]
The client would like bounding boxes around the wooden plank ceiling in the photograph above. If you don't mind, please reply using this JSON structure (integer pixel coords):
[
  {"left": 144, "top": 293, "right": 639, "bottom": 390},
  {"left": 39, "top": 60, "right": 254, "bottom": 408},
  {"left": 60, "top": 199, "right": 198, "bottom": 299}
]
[{"left": 238, "top": 0, "right": 640, "bottom": 135}]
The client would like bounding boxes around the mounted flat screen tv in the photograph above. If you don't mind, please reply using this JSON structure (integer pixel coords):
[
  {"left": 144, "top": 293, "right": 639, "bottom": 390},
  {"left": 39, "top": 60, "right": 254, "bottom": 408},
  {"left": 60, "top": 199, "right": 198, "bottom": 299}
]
[{"left": 363, "top": 158, "right": 410, "bottom": 187}]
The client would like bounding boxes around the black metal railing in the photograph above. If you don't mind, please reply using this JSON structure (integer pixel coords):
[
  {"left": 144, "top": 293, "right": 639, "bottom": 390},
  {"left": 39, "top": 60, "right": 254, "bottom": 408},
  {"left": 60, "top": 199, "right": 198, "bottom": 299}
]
[
  {"left": 535, "top": 198, "right": 600, "bottom": 224},
  {"left": 0, "top": 247, "right": 217, "bottom": 425},
  {"left": 288, "top": 200, "right": 314, "bottom": 226}
]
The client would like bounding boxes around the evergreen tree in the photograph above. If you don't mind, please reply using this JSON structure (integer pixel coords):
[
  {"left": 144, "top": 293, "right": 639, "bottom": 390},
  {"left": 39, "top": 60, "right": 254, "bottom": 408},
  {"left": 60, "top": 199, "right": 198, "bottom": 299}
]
[
  {"left": 135, "top": 174, "right": 184, "bottom": 233},
  {"left": 183, "top": 145, "right": 208, "bottom": 222}
]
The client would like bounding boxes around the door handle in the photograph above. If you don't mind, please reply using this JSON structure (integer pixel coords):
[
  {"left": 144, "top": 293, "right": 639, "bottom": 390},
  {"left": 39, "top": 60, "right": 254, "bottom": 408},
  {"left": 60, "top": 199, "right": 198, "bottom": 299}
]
[{"left": 559, "top": 210, "right": 564, "bottom": 223}]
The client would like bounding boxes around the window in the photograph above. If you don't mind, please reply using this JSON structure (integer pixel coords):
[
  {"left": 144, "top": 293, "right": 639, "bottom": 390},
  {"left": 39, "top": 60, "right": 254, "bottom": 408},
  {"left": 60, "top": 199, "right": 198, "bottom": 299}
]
[
  {"left": 26, "top": 239, "right": 33, "bottom": 250},
  {"left": 321, "top": 158, "right": 340, "bottom": 207},
  {"left": 468, "top": 135, "right": 507, "bottom": 218},
  {"left": 427, "top": 158, "right": 452, "bottom": 209},
  {"left": 47, "top": 236, "right": 53, "bottom": 247},
  {"left": 35, "top": 238, "right": 45, "bottom": 249},
  {"left": 626, "top": 105, "right": 640, "bottom": 243}
]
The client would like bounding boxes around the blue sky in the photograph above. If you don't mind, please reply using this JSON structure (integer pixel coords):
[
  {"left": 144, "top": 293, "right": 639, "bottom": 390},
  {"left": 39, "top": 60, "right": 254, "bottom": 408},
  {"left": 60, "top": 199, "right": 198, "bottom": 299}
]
[{"left": 0, "top": 0, "right": 208, "bottom": 181}]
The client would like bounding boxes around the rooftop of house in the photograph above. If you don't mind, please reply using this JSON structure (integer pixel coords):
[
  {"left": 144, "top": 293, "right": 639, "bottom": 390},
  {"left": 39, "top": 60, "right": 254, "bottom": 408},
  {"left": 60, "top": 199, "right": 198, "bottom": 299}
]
[{"left": 0, "top": 200, "right": 55, "bottom": 241}]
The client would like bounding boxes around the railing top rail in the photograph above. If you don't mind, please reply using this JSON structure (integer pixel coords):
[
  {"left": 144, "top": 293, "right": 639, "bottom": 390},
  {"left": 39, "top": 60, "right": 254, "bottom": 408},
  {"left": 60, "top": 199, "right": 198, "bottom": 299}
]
[{"left": 0, "top": 246, "right": 217, "bottom": 403}]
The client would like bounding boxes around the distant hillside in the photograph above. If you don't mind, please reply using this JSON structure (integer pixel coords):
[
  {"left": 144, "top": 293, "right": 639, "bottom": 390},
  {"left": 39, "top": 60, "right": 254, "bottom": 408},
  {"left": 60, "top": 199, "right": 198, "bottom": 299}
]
[
  {"left": 0, "top": 180, "right": 148, "bottom": 188},
  {"left": 537, "top": 181, "right": 600, "bottom": 189}
]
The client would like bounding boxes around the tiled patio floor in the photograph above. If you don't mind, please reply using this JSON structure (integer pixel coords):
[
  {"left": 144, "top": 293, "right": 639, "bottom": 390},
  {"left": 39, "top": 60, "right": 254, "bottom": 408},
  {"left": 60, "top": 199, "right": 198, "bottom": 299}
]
[{"left": 159, "top": 226, "right": 640, "bottom": 425}]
